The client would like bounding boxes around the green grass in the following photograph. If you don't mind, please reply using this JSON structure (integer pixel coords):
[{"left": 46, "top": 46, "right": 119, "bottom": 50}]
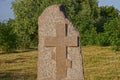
[{"left": 0, "top": 46, "right": 120, "bottom": 80}]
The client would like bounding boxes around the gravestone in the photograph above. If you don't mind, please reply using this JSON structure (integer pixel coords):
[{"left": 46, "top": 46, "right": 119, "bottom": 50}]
[{"left": 38, "top": 4, "right": 84, "bottom": 80}]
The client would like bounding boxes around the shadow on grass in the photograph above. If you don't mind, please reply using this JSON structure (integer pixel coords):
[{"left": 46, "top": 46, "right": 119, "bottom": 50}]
[
  {"left": 0, "top": 70, "right": 37, "bottom": 80},
  {"left": 0, "top": 48, "right": 38, "bottom": 55}
]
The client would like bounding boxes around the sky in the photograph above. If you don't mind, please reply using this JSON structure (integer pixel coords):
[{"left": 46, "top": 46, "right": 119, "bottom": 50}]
[
  {"left": 98, "top": 0, "right": 120, "bottom": 10},
  {"left": 0, "top": 0, "right": 120, "bottom": 22},
  {"left": 0, "top": 0, "right": 14, "bottom": 22}
]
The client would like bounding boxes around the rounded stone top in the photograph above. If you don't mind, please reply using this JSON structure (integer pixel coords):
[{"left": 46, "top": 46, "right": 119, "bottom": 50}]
[{"left": 38, "top": 4, "right": 67, "bottom": 25}]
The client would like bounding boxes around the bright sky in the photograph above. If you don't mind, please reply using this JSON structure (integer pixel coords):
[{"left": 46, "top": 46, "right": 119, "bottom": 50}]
[
  {"left": 0, "top": 0, "right": 14, "bottom": 22},
  {"left": 98, "top": 0, "right": 120, "bottom": 10},
  {"left": 0, "top": 0, "right": 120, "bottom": 22}
]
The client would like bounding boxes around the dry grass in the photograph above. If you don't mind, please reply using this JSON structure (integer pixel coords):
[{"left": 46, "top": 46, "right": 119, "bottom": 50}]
[
  {"left": 0, "top": 51, "right": 37, "bottom": 80},
  {"left": 82, "top": 46, "right": 120, "bottom": 80},
  {"left": 0, "top": 46, "right": 120, "bottom": 80}
]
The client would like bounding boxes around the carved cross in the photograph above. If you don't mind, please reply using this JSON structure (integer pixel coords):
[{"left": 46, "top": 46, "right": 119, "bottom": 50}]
[{"left": 44, "top": 23, "right": 78, "bottom": 80}]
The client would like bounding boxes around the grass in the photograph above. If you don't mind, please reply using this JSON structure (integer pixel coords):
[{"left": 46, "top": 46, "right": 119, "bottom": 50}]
[
  {"left": 82, "top": 46, "right": 120, "bottom": 80},
  {"left": 0, "top": 51, "right": 37, "bottom": 80},
  {"left": 0, "top": 46, "right": 120, "bottom": 80}
]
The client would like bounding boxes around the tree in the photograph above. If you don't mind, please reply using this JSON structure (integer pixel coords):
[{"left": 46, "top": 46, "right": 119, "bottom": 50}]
[
  {"left": 12, "top": 0, "right": 98, "bottom": 47},
  {"left": 95, "top": 6, "right": 119, "bottom": 33},
  {"left": 100, "top": 6, "right": 119, "bottom": 18},
  {"left": 12, "top": 0, "right": 65, "bottom": 49},
  {"left": 0, "top": 19, "right": 17, "bottom": 52},
  {"left": 11, "top": 0, "right": 120, "bottom": 49},
  {"left": 103, "top": 18, "right": 120, "bottom": 50}
]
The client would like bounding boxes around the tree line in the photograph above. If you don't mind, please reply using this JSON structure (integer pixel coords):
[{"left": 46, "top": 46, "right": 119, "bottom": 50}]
[{"left": 0, "top": 0, "right": 120, "bottom": 52}]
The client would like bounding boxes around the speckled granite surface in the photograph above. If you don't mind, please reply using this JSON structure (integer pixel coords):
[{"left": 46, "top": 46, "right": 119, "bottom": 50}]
[{"left": 38, "top": 4, "right": 84, "bottom": 80}]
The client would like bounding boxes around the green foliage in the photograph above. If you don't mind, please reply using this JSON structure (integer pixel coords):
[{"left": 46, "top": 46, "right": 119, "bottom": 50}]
[
  {"left": 0, "top": 20, "right": 17, "bottom": 52},
  {"left": 12, "top": 0, "right": 65, "bottom": 49},
  {"left": 95, "top": 6, "right": 118, "bottom": 33},
  {"left": 103, "top": 18, "right": 120, "bottom": 50},
  {"left": 11, "top": 0, "right": 86, "bottom": 48},
  {"left": 100, "top": 6, "right": 119, "bottom": 18},
  {"left": 0, "top": 0, "right": 117, "bottom": 51},
  {"left": 13, "top": 0, "right": 119, "bottom": 48},
  {"left": 12, "top": 0, "right": 38, "bottom": 49},
  {"left": 96, "top": 33, "right": 110, "bottom": 46}
]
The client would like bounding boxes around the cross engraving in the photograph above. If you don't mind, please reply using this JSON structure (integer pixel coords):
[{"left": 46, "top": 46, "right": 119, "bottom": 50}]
[{"left": 44, "top": 23, "right": 78, "bottom": 80}]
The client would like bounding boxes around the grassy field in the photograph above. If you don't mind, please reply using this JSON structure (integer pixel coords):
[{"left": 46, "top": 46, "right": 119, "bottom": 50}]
[{"left": 0, "top": 46, "right": 120, "bottom": 80}]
